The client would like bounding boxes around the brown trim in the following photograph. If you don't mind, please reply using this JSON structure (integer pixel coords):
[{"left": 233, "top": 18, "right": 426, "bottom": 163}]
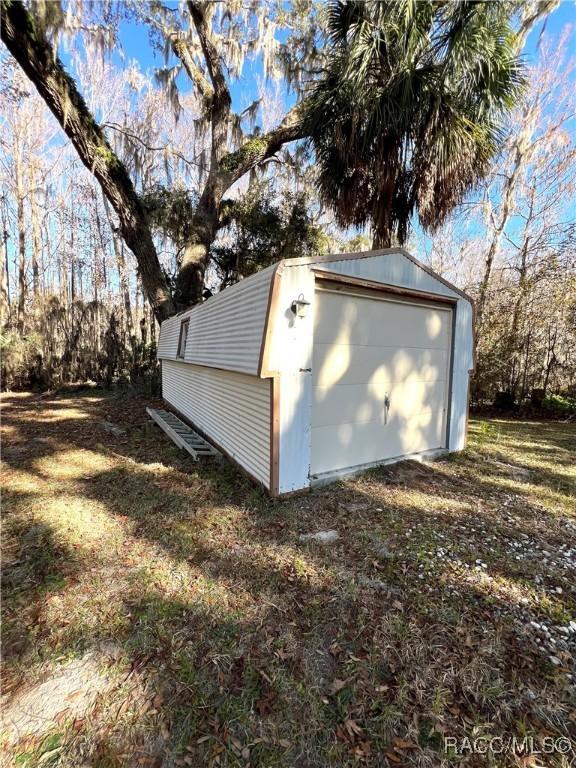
[
  {"left": 176, "top": 317, "right": 190, "bottom": 359},
  {"left": 444, "top": 304, "right": 457, "bottom": 450},
  {"left": 162, "top": 398, "right": 271, "bottom": 494},
  {"left": 258, "top": 261, "right": 285, "bottom": 377},
  {"left": 269, "top": 376, "right": 280, "bottom": 496},
  {"left": 314, "top": 270, "right": 457, "bottom": 306},
  {"left": 158, "top": 357, "right": 258, "bottom": 377},
  {"left": 464, "top": 376, "right": 471, "bottom": 449}
]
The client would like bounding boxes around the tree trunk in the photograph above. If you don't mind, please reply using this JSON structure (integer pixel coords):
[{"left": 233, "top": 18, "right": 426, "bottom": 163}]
[
  {"left": 30, "top": 166, "right": 42, "bottom": 297},
  {"left": 0, "top": 201, "right": 10, "bottom": 325},
  {"left": 69, "top": 197, "right": 76, "bottom": 302},
  {"left": 173, "top": 169, "right": 223, "bottom": 306},
  {"left": 15, "top": 137, "right": 26, "bottom": 335},
  {"left": 372, "top": 231, "right": 392, "bottom": 250},
  {"left": 542, "top": 326, "right": 557, "bottom": 395},
  {"left": 103, "top": 196, "right": 134, "bottom": 345},
  {"left": 476, "top": 103, "right": 534, "bottom": 328}
]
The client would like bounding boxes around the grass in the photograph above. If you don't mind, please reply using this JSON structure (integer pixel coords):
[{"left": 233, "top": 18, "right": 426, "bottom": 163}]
[{"left": 1, "top": 391, "right": 575, "bottom": 767}]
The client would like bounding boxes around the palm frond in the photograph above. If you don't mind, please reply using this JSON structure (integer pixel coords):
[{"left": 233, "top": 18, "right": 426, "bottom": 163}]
[{"left": 303, "top": 0, "right": 526, "bottom": 245}]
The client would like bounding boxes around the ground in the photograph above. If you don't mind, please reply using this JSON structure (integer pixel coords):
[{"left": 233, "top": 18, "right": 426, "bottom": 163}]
[{"left": 1, "top": 391, "right": 575, "bottom": 768}]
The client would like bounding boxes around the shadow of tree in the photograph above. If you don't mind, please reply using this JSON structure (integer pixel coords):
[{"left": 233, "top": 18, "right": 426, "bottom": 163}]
[
  {"left": 2, "top": 393, "right": 575, "bottom": 767},
  {"left": 1, "top": 497, "right": 82, "bottom": 666}
]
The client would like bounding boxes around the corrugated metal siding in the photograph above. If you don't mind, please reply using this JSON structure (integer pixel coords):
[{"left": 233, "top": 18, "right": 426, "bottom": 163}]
[
  {"left": 305, "top": 252, "right": 460, "bottom": 299},
  {"left": 157, "top": 314, "right": 181, "bottom": 359},
  {"left": 157, "top": 264, "right": 276, "bottom": 375},
  {"left": 162, "top": 360, "right": 270, "bottom": 488}
]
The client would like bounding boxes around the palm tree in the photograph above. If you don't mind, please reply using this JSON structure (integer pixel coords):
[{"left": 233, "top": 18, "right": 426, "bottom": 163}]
[{"left": 303, "top": 0, "right": 525, "bottom": 247}]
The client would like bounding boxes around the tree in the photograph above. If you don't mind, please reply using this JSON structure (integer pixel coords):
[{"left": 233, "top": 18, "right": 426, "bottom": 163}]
[
  {"left": 0, "top": 0, "right": 319, "bottom": 318},
  {"left": 210, "top": 184, "right": 330, "bottom": 288},
  {"left": 303, "top": 0, "right": 525, "bottom": 249},
  {"left": 420, "top": 33, "right": 576, "bottom": 405},
  {"left": 0, "top": 0, "right": 547, "bottom": 322}
]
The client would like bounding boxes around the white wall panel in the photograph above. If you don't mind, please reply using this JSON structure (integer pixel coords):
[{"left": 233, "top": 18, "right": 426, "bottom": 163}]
[
  {"left": 162, "top": 360, "right": 270, "bottom": 488},
  {"left": 266, "top": 265, "right": 315, "bottom": 493},
  {"left": 449, "top": 298, "right": 474, "bottom": 450}
]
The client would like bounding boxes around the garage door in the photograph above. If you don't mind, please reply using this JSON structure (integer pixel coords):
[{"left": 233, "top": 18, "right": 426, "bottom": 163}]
[{"left": 311, "top": 288, "right": 452, "bottom": 477}]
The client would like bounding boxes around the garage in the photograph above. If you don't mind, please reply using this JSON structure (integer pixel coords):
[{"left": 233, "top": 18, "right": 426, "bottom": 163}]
[
  {"left": 158, "top": 247, "right": 474, "bottom": 496},
  {"left": 311, "top": 286, "right": 453, "bottom": 477}
]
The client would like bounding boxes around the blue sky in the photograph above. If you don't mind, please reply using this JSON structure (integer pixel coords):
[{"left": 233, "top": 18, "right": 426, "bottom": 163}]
[
  {"left": 110, "top": 2, "right": 576, "bottom": 107},
  {"left": 56, "top": 1, "right": 576, "bottom": 138}
]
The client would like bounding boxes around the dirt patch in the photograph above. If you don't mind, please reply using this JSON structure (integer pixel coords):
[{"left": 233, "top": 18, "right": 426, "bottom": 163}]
[{"left": 1, "top": 646, "right": 119, "bottom": 746}]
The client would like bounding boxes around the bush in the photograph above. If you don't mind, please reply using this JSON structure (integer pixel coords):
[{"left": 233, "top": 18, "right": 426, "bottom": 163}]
[
  {"left": 0, "top": 330, "right": 47, "bottom": 390},
  {"left": 541, "top": 393, "right": 576, "bottom": 416}
]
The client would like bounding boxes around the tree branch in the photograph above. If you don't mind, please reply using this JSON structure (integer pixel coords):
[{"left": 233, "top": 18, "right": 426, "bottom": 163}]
[
  {"left": 187, "top": 1, "right": 231, "bottom": 169},
  {"left": 146, "top": 11, "right": 214, "bottom": 104},
  {"left": 170, "top": 35, "right": 214, "bottom": 104},
  {"left": 102, "top": 122, "right": 203, "bottom": 168},
  {"left": 187, "top": 1, "right": 230, "bottom": 111},
  {"left": 1, "top": 0, "right": 175, "bottom": 321},
  {"left": 220, "top": 106, "right": 307, "bottom": 184}
]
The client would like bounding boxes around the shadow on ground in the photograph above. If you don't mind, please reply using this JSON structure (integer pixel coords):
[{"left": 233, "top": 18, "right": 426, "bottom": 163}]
[{"left": 1, "top": 391, "right": 575, "bottom": 768}]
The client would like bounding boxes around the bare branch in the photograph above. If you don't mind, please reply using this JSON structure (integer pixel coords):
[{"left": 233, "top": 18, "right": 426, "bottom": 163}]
[{"left": 102, "top": 122, "right": 203, "bottom": 168}]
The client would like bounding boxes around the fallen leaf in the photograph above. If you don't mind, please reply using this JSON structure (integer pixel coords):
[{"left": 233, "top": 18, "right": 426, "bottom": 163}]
[
  {"left": 392, "top": 736, "right": 417, "bottom": 750},
  {"left": 345, "top": 719, "right": 363, "bottom": 737},
  {"left": 65, "top": 690, "right": 83, "bottom": 701},
  {"left": 329, "top": 678, "right": 347, "bottom": 695},
  {"left": 259, "top": 669, "right": 273, "bottom": 684}
]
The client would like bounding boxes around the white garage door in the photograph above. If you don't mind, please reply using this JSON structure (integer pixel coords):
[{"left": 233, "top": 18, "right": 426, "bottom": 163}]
[{"left": 311, "top": 288, "right": 453, "bottom": 477}]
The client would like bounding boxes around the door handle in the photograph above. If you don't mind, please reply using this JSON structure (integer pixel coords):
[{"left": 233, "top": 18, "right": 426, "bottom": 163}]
[{"left": 384, "top": 394, "right": 390, "bottom": 424}]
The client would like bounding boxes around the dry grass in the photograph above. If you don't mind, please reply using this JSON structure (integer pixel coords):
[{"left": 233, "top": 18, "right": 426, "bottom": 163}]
[{"left": 1, "top": 391, "right": 575, "bottom": 768}]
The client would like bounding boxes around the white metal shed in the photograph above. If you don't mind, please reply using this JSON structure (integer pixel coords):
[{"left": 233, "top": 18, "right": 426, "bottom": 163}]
[{"left": 157, "top": 248, "right": 475, "bottom": 496}]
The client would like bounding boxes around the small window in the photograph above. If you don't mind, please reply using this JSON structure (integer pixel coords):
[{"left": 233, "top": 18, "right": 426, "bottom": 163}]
[{"left": 177, "top": 319, "right": 189, "bottom": 359}]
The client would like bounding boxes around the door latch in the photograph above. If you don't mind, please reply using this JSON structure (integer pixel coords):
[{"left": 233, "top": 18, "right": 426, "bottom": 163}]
[{"left": 384, "top": 394, "right": 390, "bottom": 424}]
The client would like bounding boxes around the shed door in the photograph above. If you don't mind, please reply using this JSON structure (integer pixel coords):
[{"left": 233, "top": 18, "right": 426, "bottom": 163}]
[{"left": 311, "top": 288, "right": 452, "bottom": 477}]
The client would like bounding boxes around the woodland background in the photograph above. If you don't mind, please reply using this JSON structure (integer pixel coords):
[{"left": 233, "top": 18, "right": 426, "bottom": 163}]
[{"left": 1, "top": 2, "right": 575, "bottom": 411}]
